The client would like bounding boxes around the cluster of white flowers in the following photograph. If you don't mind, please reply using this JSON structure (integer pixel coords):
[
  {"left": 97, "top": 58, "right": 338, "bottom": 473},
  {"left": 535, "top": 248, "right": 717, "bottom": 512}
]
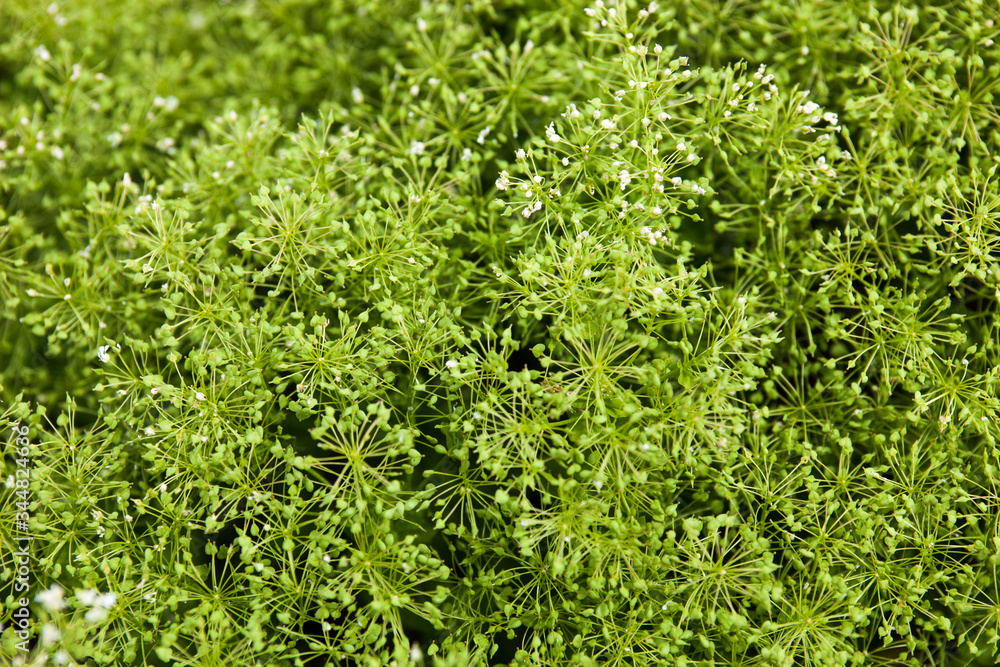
[
  {"left": 35, "top": 584, "right": 66, "bottom": 612},
  {"left": 545, "top": 122, "right": 561, "bottom": 143},
  {"left": 522, "top": 200, "right": 542, "bottom": 218},
  {"left": 639, "top": 225, "right": 664, "bottom": 246},
  {"left": 799, "top": 100, "right": 820, "bottom": 115},
  {"left": 77, "top": 589, "right": 117, "bottom": 622},
  {"left": 152, "top": 95, "right": 180, "bottom": 112},
  {"left": 563, "top": 103, "right": 581, "bottom": 120},
  {"left": 816, "top": 155, "right": 836, "bottom": 178},
  {"left": 408, "top": 140, "right": 425, "bottom": 156}
]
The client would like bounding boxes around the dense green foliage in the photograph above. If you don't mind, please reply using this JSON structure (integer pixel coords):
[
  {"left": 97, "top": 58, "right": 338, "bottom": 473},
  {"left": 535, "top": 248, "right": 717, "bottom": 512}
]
[{"left": 2, "top": 0, "right": 1000, "bottom": 665}]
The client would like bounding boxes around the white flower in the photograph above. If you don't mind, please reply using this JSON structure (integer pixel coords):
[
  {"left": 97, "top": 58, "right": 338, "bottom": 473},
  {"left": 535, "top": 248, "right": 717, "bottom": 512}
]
[
  {"left": 35, "top": 585, "right": 65, "bottom": 612},
  {"left": 85, "top": 606, "right": 108, "bottom": 623},
  {"left": 195, "top": 391, "right": 206, "bottom": 401},
  {"left": 495, "top": 170, "right": 510, "bottom": 190},
  {"left": 545, "top": 122, "right": 560, "bottom": 142},
  {"left": 408, "top": 140, "right": 425, "bottom": 156},
  {"left": 522, "top": 200, "right": 542, "bottom": 218},
  {"left": 41, "top": 623, "right": 61, "bottom": 646},
  {"left": 445, "top": 359, "right": 458, "bottom": 369},
  {"left": 477, "top": 126, "right": 491, "bottom": 145},
  {"left": 461, "top": 147, "right": 472, "bottom": 161},
  {"left": 416, "top": 18, "right": 427, "bottom": 32},
  {"left": 515, "top": 148, "right": 526, "bottom": 160},
  {"left": 98, "top": 345, "right": 111, "bottom": 363},
  {"left": 799, "top": 101, "right": 820, "bottom": 115},
  {"left": 823, "top": 112, "right": 839, "bottom": 124},
  {"left": 77, "top": 589, "right": 99, "bottom": 606},
  {"left": 410, "top": 643, "right": 424, "bottom": 662},
  {"left": 35, "top": 45, "right": 51, "bottom": 62},
  {"left": 618, "top": 169, "right": 631, "bottom": 190}
]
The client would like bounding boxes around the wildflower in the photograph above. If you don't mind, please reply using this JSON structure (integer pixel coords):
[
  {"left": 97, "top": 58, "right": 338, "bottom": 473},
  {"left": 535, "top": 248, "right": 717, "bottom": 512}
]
[
  {"left": 41, "top": 623, "right": 61, "bottom": 646},
  {"left": 618, "top": 169, "right": 631, "bottom": 190},
  {"left": 98, "top": 345, "right": 111, "bottom": 363},
  {"left": 799, "top": 100, "right": 820, "bottom": 115},
  {"left": 477, "top": 126, "right": 491, "bottom": 145},
  {"left": 409, "top": 140, "right": 425, "bottom": 156},
  {"left": 545, "top": 122, "right": 560, "bottom": 142},
  {"left": 495, "top": 171, "right": 510, "bottom": 190},
  {"left": 515, "top": 148, "right": 526, "bottom": 160},
  {"left": 445, "top": 359, "right": 458, "bottom": 369},
  {"left": 35, "top": 585, "right": 65, "bottom": 612},
  {"left": 35, "top": 45, "right": 51, "bottom": 62},
  {"left": 461, "top": 147, "right": 472, "bottom": 161},
  {"left": 522, "top": 200, "right": 542, "bottom": 218}
]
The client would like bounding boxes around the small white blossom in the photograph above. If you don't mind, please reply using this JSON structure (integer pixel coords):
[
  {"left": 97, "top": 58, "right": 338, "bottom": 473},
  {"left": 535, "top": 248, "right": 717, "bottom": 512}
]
[
  {"left": 98, "top": 345, "right": 111, "bottom": 363},
  {"left": 409, "top": 140, "right": 425, "bottom": 156},
  {"left": 35, "top": 585, "right": 65, "bottom": 612},
  {"left": 495, "top": 171, "right": 510, "bottom": 190},
  {"left": 41, "top": 623, "right": 61, "bottom": 646}
]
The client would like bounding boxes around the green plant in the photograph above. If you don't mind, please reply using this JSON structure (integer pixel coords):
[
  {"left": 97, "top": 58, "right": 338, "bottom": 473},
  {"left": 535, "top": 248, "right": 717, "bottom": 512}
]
[{"left": 2, "top": 0, "right": 1000, "bottom": 666}]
